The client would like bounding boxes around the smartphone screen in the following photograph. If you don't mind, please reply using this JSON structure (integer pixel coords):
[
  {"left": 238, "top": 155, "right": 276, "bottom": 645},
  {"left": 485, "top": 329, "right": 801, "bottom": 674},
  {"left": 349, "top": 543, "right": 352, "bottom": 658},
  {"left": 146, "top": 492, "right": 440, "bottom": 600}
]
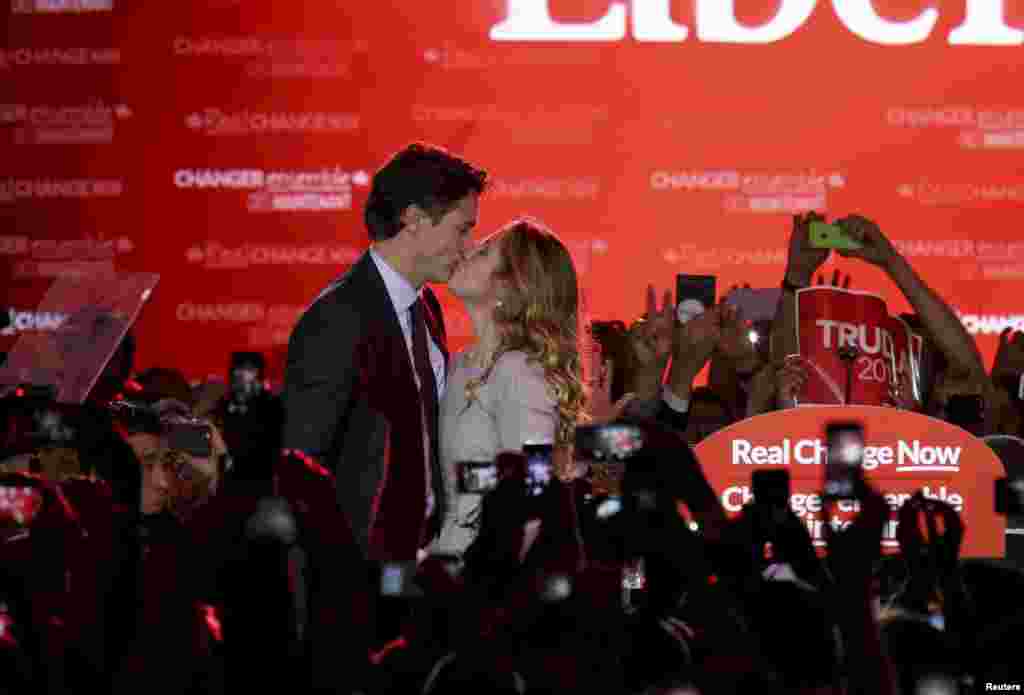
[
  {"left": 523, "top": 443, "right": 553, "bottom": 498},
  {"left": 379, "top": 561, "right": 416, "bottom": 597},
  {"left": 809, "top": 221, "right": 862, "bottom": 250},
  {"left": 457, "top": 461, "right": 498, "bottom": 495},
  {"left": 825, "top": 422, "right": 864, "bottom": 499},
  {"left": 676, "top": 275, "right": 716, "bottom": 324},
  {"left": 752, "top": 470, "right": 790, "bottom": 509},
  {"left": 0, "top": 484, "right": 44, "bottom": 529}
]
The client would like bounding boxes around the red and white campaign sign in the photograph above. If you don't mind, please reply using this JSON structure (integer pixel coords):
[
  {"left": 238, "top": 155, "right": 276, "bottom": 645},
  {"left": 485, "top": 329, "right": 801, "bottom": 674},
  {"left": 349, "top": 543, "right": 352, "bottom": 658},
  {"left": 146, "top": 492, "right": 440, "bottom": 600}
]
[
  {"left": 694, "top": 406, "right": 1005, "bottom": 558},
  {"left": 796, "top": 287, "right": 916, "bottom": 406}
]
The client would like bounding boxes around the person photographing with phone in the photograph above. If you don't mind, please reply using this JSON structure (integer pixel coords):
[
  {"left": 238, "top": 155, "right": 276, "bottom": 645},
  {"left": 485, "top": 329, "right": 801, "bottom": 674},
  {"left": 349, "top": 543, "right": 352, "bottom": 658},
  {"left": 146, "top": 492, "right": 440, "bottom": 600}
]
[{"left": 772, "top": 211, "right": 991, "bottom": 432}]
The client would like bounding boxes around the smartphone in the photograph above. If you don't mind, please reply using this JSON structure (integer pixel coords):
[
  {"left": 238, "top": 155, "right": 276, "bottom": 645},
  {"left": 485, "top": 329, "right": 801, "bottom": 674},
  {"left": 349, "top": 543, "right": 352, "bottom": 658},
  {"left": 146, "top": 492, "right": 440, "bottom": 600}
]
[
  {"left": 0, "top": 482, "right": 44, "bottom": 529},
  {"left": 676, "top": 275, "right": 716, "bottom": 324},
  {"left": 995, "top": 477, "right": 1024, "bottom": 516},
  {"left": 165, "top": 422, "right": 213, "bottom": 458},
  {"left": 523, "top": 443, "right": 553, "bottom": 498},
  {"left": 379, "top": 560, "right": 418, "bottom": 597},
  {"left": 945, "top": 394, "right": 985, "bottom": 429},
  {"left": 574, "top": 424, "right": 645, "bottom": 462},
  {"left": 809, "top": 221, "right": 862, "bottom": 250},
  {"left": 456, "top": 460, "right": 498, "bottom": 495},
  {"left": 623, "top": 556, "right": 646, "bottom": 590},
  {"left": 825, "top": 422, "right": 864, "bottom": 499},
  {"left": 752, "top": 469, "right": 791, "bottom": 510}
]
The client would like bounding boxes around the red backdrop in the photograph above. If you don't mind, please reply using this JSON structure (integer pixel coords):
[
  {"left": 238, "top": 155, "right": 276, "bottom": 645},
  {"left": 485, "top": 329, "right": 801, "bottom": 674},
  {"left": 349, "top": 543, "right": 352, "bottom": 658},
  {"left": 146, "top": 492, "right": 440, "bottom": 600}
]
[{"left": 4, "top": 1, "right": 1024, "bottom": 385}]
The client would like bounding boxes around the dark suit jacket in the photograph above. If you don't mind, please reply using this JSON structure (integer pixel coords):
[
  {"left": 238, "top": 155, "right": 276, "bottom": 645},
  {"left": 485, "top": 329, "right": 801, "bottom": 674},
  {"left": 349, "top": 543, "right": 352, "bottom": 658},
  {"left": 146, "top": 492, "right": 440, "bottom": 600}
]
[{"left": 281, "top": 251, "right": 448, "bottom": 560}]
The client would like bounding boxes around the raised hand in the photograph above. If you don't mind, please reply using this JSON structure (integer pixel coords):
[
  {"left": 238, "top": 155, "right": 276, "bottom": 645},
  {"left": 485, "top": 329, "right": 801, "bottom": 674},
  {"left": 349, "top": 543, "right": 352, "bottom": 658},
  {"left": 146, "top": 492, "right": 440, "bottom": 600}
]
[
  {"left": 823, "top": 470, "right": 889, "bottom": 591},
  {"left": 833, "top": 214, "right": 899, "bottom": 270},
  {"left": 628, "top": 285, "right": 674, "bottom": 372},
  {"left": 715, "top": 303, "right": 760, "bottom": 375},
  {"left": 785, "top": 212, "right": 830, "bottom": 287},
  {"left": 993, "top": 328, "right": 1024, "bottom": 383},
  {"left": 815, "top": 269, "right": 852, "bottom": 289},
  {"left": 899, "top": 493, "right": 963, "bottom": 573},
  {"left": 776, "top": 355, "right": 807, "bottom": 408}
]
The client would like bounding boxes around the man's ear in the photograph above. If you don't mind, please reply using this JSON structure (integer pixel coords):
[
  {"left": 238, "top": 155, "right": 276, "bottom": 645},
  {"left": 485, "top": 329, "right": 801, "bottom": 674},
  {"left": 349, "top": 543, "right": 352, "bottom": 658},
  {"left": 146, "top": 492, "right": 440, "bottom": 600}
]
[{"left": 399, "top": 205, "right": 429, "bottom": 238}]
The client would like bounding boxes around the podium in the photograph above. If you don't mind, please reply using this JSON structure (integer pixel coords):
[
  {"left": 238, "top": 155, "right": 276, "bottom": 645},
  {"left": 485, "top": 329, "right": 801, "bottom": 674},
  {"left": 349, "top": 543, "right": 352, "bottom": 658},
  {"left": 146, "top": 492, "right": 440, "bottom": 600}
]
[{"left": 693, "top": 406, "right": 1006, "bottom": 558}]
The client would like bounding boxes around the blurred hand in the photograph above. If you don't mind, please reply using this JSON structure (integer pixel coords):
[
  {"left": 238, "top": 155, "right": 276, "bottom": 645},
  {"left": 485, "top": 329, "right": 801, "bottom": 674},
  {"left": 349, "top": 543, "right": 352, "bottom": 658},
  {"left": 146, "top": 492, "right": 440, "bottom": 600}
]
[
  {"left": 745, "top": 364, "right": 778, "bottom": 417},
  {"left": 823, "top": 471, "right": 889, "bottom": 591},
  {"left": 587, "top": 357, "right": 616, "bottom": 417},
  {"left": 888, "top": 361, "right": 921, "bottom": 411},
  {"left": 993, "top": 328, "right": 1024, "bottom": 382},
  {"left": 785, "top": 212, "right": 830, "bottom": 286},
  {"left": 671, "top": 304, "right": 722, "bottom": 380},
  {"left": 776, "top": 355, "right": 807, "bottom": 408},
  {"left": 833, "top": 214, "right": 900, "bottom": 270},
  {"left": 626, "top": 286, "right": 674, "bottom": 383},
  {"left": 715, "top": 303, "right": 760, "bottom": 375},
  {"left": 815, "top": 269, "right": 852, "bottom": 289},
  {"left": 897, "top": 492, "right": 963, "bottom": 581}
]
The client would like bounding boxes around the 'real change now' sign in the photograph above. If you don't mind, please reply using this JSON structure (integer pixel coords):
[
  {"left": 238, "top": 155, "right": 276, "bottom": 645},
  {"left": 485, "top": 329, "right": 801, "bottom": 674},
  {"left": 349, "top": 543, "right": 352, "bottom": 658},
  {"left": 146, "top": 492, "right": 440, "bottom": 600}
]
[{"left": 693, "top": 406, "right": 1005, "bottom": 558}]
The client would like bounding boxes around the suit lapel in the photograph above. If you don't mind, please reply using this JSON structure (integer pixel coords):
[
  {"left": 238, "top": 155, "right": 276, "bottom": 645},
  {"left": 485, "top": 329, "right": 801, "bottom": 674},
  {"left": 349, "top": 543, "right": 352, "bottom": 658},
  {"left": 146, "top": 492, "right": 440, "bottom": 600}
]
[{"left": 357, "top": 252, "right": 418, "bottom": 390}]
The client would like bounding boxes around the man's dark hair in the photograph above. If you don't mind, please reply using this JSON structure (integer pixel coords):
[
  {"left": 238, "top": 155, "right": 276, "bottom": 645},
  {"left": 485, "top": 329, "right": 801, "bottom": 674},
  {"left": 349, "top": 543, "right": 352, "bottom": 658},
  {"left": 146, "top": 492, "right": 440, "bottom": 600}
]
[{"left": 364, "top": 142, "right": 487, "bottom": 242}]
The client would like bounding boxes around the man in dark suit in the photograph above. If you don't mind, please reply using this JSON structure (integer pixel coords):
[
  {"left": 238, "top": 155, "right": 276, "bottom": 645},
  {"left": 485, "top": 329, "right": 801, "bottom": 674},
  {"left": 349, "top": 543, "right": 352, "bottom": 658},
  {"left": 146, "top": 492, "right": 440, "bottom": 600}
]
[{"left": 282, "top": 143, "right": 487, "bottom": 563}]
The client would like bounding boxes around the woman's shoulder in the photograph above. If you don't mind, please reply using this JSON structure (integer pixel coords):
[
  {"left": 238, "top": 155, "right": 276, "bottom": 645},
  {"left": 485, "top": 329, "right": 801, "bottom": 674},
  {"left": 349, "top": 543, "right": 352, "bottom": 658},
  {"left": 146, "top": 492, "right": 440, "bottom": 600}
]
[{"left": 492, "top": 350, "right": 544, "bottom": 378}]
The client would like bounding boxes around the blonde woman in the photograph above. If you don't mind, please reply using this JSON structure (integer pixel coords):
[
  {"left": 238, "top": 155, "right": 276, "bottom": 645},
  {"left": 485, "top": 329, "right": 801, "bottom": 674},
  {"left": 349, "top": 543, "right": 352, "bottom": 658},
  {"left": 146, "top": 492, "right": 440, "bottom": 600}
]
[{"left": 436, "top": 218, "right": 586, "bottom": 556}]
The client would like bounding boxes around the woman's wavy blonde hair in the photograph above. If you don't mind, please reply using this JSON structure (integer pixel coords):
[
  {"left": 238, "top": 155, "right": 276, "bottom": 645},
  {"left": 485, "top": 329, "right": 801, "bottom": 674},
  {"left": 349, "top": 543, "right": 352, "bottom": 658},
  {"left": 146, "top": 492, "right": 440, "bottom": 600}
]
[{"left": 464, "top": 218, "right": 586, "bottom": 446}]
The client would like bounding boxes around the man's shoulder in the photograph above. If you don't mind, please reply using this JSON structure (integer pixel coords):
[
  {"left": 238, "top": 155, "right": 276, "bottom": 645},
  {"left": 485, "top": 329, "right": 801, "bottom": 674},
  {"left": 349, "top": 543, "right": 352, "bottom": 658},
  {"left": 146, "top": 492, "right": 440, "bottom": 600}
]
[{"left": 299, "top": 255, "right": 376, "bottom": 322}]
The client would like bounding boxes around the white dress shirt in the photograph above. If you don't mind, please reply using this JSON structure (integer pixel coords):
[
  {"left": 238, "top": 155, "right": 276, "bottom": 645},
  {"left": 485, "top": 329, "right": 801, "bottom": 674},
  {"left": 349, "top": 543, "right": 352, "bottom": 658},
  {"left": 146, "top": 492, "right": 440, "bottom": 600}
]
[
  {"left": 370, "top": 250, "right": 446, "bottom": 399},
  {"left": 370, "top": 250, "right": 446, "bottom": 519}
]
